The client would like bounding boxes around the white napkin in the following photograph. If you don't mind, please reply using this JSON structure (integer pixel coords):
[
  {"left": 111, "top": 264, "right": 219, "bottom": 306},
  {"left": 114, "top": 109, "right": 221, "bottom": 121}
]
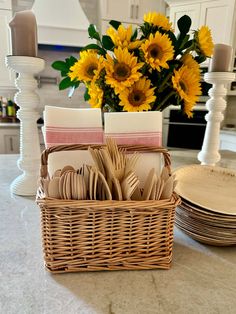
[
  {"left": 47, "top": 150, "right": 163, "bottom": 188},
  {"left": 44, "top": 106, "right": 104, "bottom": 148},
  {"left": 48, "top": 150, "right": 94, "bottom": 177},
  {"left": 104, "top": 111, "right": 162, "bottom": 146}
]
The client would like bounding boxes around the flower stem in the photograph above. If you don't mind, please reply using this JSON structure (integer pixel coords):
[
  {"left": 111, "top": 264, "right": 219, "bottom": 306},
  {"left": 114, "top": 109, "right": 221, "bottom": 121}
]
[
  {"left": 157, "top": 72, "right": 173, "bottom": 93},
  {"left": 155, "top": 91, "right": 176, "bottom": 111}
]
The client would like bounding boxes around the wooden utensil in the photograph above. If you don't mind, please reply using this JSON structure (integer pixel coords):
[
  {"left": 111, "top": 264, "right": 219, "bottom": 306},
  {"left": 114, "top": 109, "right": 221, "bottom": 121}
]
[
  {"left": 142, "top": 168, "right": 156, "bottom": 200},
  {"left": 112, "top": 177, "right": 123, "bottom": 200},
  {"left": 97, "top": 169, "right": 112, "bottom": 200},
  {"left": 61, "top": 165, "right": 75, "bottom": 176},
  {"left": 121, "top": 171, "right": 140, "bottom": 200},
  {"left": 124, "top": 152, "right": 140, "bottom": 177},
  {"left": 48, "top": 177, "right": 60, "bottom": 199},
  {"left": 160, "top": 175, "right": 174, "bottom": 200},
  {"left": 52, "top": 169, "right": 61, "bottom": 178},
  {"left": 160, "top": 166, "right": 170, "bottom": 182},
  {"left": 156, "top": 178, "right": 164, "bottom": 200}
]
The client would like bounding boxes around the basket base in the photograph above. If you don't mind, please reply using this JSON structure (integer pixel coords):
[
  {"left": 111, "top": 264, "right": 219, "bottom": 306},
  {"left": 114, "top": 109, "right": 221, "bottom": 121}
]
[{"left": 46, "top": 263, "right": 172, "bottom": 274}]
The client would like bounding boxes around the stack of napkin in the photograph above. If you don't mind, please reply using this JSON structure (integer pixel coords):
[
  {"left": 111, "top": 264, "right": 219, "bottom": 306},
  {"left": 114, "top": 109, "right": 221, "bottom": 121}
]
[
  {"left": 43, "top": 106, "right": 104, "bottom": 148},
  {"left": 104, "top": 111, "right": 162, "bottom": 146}
]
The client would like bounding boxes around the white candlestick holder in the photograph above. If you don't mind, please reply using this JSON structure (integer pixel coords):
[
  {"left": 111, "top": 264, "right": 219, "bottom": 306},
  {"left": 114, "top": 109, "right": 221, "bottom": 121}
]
[
  {"left": 198, "top": 72, "right": 236, "bottom": 166},
  {"left": 5, "top": 56, "right": 45, "bottom": 196}
]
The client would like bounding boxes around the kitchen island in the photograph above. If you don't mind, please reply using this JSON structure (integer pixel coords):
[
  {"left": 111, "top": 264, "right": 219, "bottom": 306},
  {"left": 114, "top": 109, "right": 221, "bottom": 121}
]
[{"left": 1, "top": 151, "right": 236, "bottom": 314}]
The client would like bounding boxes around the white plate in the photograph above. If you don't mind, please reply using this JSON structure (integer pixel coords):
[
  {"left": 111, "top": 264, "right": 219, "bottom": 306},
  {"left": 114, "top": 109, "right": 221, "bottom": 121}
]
[{"left": 174, "top": 165, "right": 236, "bottom": 215}]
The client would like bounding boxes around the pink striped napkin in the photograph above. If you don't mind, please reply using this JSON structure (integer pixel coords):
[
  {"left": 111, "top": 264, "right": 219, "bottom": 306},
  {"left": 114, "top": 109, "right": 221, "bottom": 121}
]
[
  {"left": 105, "top": 131, "right": 162, "bottom": 146},
  {"left": 44, "top": 106, "right": 104, "bottom": 148},
  {"left": 104, "top": 111, "right": 162, "bottom": 146}
]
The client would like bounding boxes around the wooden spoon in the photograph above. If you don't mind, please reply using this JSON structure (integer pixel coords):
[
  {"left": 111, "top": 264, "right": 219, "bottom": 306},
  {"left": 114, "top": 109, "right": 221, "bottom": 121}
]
[
  {"left": 61, "top": 165, "right": 75, "bottom": 176},
  {"left": 48, "top": 177, "right": 60, "bottom": 199},
  {"left": 52, "top": 169, "right": 61, "bottom": 178}
]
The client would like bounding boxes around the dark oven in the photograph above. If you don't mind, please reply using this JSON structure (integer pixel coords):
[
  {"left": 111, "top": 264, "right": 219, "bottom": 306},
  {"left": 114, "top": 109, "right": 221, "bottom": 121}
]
[{"left": 163, "top": 105, "right": 208, "bottom": 150}]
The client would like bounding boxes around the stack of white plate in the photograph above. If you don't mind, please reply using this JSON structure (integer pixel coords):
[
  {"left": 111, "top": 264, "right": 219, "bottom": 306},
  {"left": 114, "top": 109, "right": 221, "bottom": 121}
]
[{"left": 174, "top": 165, "right": 236, "bottom": 246}]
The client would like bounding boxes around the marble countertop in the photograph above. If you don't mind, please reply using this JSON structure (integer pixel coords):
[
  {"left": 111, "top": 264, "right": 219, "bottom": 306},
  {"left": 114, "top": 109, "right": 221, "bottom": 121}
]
[
  {"left": 0, "top": 122, "right": 20, "bottom": 128},
  {"left": 1, "top": 152, "right": 236, "bottom": 314},
  {"left": 0, "top": 122, "right": 43, "bottom": 128},
  {"left": 220, "top": 128, "right": 236, "bottom": 135}
]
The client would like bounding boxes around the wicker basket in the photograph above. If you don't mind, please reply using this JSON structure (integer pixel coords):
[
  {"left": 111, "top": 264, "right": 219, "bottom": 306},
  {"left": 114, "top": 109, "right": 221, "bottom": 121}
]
[{"left": 36, "top": 144, "right": 181, "bottom": 273}]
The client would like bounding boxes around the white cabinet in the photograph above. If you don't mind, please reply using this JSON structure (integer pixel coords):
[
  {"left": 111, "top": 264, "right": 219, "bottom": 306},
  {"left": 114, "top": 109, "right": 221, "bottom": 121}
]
[
  {"left": 101, "top": 20, "right": 137, "bottom": 33},
  {"left": 199, "top": 0, "right": 235, "bottom": 46},
  {"left": 0, "top": 4, "right": 15, "bottom": 90},
  {"left": 0, "top": 0, "right": 11, "bottom": 10},
  {"left": 167, "top": 0, "right": 236, "bottom": 46},
  {"left": 0, "top": 125, "right": 45, "bottom": 154},
  {"left": 220, "top": 130, "right": 236, "bottom": 152},
  {"left": 99, "top": 0, "right": 166, "bottom": 33},
  {"left": 4, "top": 133, "right": 19, "bottom": 153},
  {"left": 169, "top": 3, "right": 200, "bottom": 35},
  {"left": 0, "top": 127, "right": 20, "bottom": 154}
]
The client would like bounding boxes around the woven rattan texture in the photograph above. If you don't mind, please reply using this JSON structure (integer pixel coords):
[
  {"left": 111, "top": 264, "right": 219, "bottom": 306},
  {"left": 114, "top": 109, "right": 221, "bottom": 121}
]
[{"left": 37, "top": 144, "right": 181, "bottom": 273}]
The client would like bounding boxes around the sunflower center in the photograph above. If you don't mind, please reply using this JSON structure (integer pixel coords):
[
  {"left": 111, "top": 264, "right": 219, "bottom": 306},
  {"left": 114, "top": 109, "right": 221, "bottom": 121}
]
[
  {"left": 113, "top": 62, "right": 131, "bottom": 81},
  {"left": 148, "top": 44, "right": 163, "bottom": 59},
  {"left": 180, "top": 81, "right": 187, "bottom": 92},
  {"left": 128, "top": 90, "right": 146, "bottom": 106},
  {"left": 86, "top": 63, "right": 98, "bottom": 78}
]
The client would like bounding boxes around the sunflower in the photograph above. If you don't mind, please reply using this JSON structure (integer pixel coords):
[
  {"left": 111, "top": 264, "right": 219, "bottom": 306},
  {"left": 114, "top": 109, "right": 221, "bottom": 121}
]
[
  {"left": 118, "top": 77, "right": 156, "bottom": 112},
  {"left": 107, "top": 25, "right": 141, "bottom": 50},
  {"left": 143, "top": 12, "right": 173, "bottom": 32},
  {"left": 88, "top": 81, "right": 103, "bottom": 108},
  {"left": 104, "top": 47, "right": 143, "bottom": 94},
  {"left": 68, "top": 51, "right": 104, "bottom": 82},
  {"left": 195, "top": 26, "right": 214, "bottom": 57},
  {"left": 172, "top": 66, "right": 202, "bottom": 117},
  {"left": 183, "top": 101, "right": 195, "bottom": 118},
  {"left": 141, "top": 32, "right": 174, "bottom": 71},
  {"left": 181, "top": 54, "right": 200, "bottom": 77}
]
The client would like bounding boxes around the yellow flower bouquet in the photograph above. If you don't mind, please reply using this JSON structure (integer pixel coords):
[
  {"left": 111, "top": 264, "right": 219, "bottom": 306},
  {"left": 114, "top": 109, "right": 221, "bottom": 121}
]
[{"left": 52, "top": 12, "right": 214, "bottom": 118}]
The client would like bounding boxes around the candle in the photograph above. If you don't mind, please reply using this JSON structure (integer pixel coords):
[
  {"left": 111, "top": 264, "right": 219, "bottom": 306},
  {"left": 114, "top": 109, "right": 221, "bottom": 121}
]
[
  {"left": 208, "top": 43, "right": 233, "bottom": 72},
  {"left": 9, "top": 10, "right": 38, "bottom": 57}
]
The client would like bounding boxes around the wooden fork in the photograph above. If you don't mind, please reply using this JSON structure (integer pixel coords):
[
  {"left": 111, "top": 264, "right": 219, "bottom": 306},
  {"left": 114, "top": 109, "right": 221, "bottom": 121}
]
[{"left": 121, "top": 171, "right": 140, "bottom": 200}]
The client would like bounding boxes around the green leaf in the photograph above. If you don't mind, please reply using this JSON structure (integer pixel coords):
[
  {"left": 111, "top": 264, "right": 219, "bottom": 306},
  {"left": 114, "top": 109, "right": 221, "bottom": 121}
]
[
  {"left": 131, "top": 28, "right": 138, "bottom": 41},
  {"left": 81, "top": 44, "right": 106, "bottom": 55},
  {"left": 182, "top": 38, "right": 192, "bottom": 50},
  {"left": 73, "top": 81, "right": 80, "bottom": 88},
  {"left": 177, "top": 15, "right": 192, "bottom": 34},
  {"left": 178, "top": 35, "right": 190, "bottom": 50},
  {"left": 84, "top": 88, "right": 90, "bottom": 101},
  {"left": 88, "top": 24, "right": 100, "bottom": 41},
  {"left": 59, "top": 77, "right": 72, "bottom": 90},
  {"left": 102, "top": 35, "right": 114, "bottom": 50},
  {"left": 65, "top": 56, "right": 78, "bottom": 67},
  {"left": 109, "top": 20, "right": 121, "bottom": 30},
  {"left": 167, "top": 31, "right": 177, "bottom": 48},
  {"left": 61, "top": 71, "right": 69, "bottom": 77},
  {"left": 195, "top": 55, "right": 207, "bottom": 64},
  {"left": 51, "top": 61, "right": 68, "bottom": 72}
]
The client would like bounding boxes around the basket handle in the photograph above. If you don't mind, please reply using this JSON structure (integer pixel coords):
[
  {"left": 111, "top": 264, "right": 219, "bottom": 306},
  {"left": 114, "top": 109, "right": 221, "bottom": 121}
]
[{"left": 40, "top": 144, "right": 171, "bottom": 179}]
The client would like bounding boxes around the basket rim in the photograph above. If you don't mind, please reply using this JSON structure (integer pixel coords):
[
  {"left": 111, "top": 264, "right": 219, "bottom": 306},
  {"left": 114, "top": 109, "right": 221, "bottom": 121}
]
[
  {"left": 37, "top": 143, "right": 178, "bottom": 206},
  {"left": 36, "top": 191, "right": 181, "bottom": 209}
]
